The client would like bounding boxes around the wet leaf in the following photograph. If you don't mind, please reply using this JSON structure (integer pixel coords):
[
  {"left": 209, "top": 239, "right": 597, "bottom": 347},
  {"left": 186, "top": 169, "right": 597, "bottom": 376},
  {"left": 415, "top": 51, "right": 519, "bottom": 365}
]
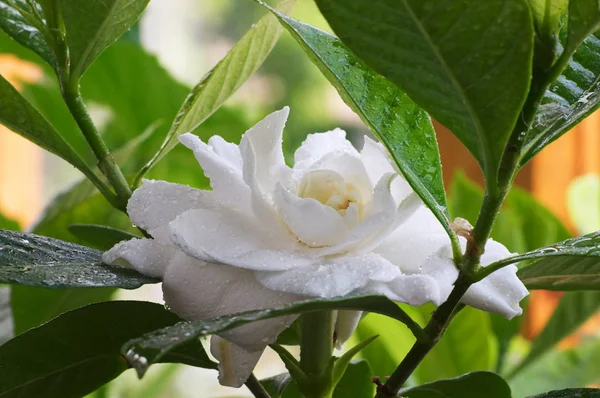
[
  {"left": 0, "top": 301, "right": 215, "bottom": 398},
  {"left": 527, "top": 389, "right": 600, "bottom": 398},
  {"left": 0, "top": 229, "right": 157, "bottom": 289},
  {"left": 122, "top": 295, "right": 422, "bottom": 377},
  {"left": 315, "top": 0, "right": 534, "bottom": 180},
  {"left": 261, "top": 3, "right": 452, "bottom": 239}
]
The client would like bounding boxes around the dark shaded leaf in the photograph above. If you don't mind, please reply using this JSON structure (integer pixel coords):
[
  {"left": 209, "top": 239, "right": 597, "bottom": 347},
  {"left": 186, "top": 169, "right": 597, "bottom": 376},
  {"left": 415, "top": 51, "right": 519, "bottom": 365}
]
[
  {"left": 262, "top": 4, "right": 452, "bottom": 237},
  {"left": 0, "top": 0, "right": 53, "bottom": 64},
  {"left": 527, "top": 389, "right": 600, "bottom": 398},
  {"left": 315, "top": 0, "right": 533, "bottom": 180},
  {"left": 122, "top": 295, "right": 423, "bottom": 377},
  {"left": 0, "top": 229, "right": 157, "bottom": 289},
  {"left": 0, "top": 301, "right": 215, "bottom": 398},
  {"left": 400, "top": 371, "right": 512, "bottom": 398},
  {"left": 68, "top": 224, "right": 138, "bottom": 251}
]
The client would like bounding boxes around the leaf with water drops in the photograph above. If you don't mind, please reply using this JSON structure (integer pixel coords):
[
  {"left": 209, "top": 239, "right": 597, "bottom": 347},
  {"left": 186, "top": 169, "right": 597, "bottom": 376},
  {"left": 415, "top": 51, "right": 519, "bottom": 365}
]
[
  {"left": 0, "top": 0, "right": 54, "bottom": 65},
  {"left": 314, "top": 0, "right": 534, "bottom": 181},
  {"left": 0, "top": 229, "right": 157, "bottom": 288},
  {"left": 521, "top": 0, "right": 600, "bottom": 165},
  {"left": 121, "top": 295, "right": 423, "bottom": 377},
  {"left": 489, "top": 231, "right": 600, "bottom": 291},
  {"left": 0, "top": 301, "right": 215, "bottom": 398},
  {"left": 527, "top": 389, "right": 600, "bottom": 397},
  {"left": 259, "top": 3, "right": 452, "bottom": 241}
]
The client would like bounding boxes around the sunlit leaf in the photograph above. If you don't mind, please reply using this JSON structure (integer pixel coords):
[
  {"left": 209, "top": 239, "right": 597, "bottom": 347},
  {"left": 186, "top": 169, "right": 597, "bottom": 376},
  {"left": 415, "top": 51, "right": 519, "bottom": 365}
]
[{"left": 400, "top": 371, "right": 512, "bottom": 398}]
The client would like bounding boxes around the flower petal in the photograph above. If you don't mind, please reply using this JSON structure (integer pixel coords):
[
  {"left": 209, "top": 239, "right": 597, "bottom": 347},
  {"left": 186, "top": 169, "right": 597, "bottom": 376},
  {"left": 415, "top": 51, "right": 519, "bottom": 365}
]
[
  {"left": 162, "top": 252, "right": 300, "bottom": 351},
  {"left": 210, "top": 336, "right": 263, "bottom": 388},
  {"left": 334, "top": 310, "right": 362, "bottom": 348},
  {"left": 179, "top": 133, "right": 252, "bottom": 214},
  {"left": 294, "top": 129, "right": 358, "bottom": 171},
  {"left": 363, "top": 274, "right": 443, "bottom": 306},
  {"left": 102, "top": 238, "right": 175, "bottom": 278},
  {"left": 308, "top": 152, "right": 372, "bottom": 203},
  {"left": 462, "top": 240, "right": 529, "bottom": 319},
  {"left": 169, "top": 208, "right": 312, "bottom": 271},
  {"left": 273, "top": 183, "right": 349, "bottom": 247},
  {"left": 127, "top": 179, "right": 216, "bottom": 242},
  {"left": 254, "top": 253, "right": 401, "bottom": 298}
]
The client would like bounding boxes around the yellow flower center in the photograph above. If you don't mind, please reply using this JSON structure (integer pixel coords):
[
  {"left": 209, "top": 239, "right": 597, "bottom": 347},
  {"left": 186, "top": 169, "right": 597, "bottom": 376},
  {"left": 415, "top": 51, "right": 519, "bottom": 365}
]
[{"left": 298, "top": 170, "right": 362, "bottom": 216}]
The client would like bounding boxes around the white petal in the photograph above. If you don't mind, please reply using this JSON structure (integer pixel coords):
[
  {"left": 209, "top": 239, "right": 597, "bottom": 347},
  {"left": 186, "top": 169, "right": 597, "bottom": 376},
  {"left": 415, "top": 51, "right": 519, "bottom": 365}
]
[
  {"left": 255, "top": 253, "right": 401, "bottom": 298},
  {"left": 462, "top": 240, "right": 529, "bottom": 319},
  {"left": 294, "top": 129, "right": 359, "bottom": 170},
  {"left": 207, "top": 135, "right": 243, "bottom": 171},
  {"left": 363, "top": 274, "right": 443, "bottom": 306},
  {"left": 169, "top": 208, "right": 312, "bottom": 271},
  {"left": 102, "top": 238, "right": 175, "bottom": 278},
  {"left": 273, "top": 183, "right": 349, "bottom": 247},
  {"left": 210, "top": 336, "right": 263, "bottom": 388},
  {"left": 360, "top": 136, "right": 412, "bottom": 202},
  {"left": 308, "top": 152, "right": 373, "bottom": 203},
  {"left": 162, "top": 252, "right": 300, "bottom": 350},
  {"left": 375, "top": 206, "right": 449, "bottom": 274},
  {"left": 334, "top": 310, "right": 362, "bottom": 348},
  {"left": 179, "top": 133, "right": 252, "bottom": 214},
  {"left": 127, "top": 179, "right": 216, "bottom": 242}
]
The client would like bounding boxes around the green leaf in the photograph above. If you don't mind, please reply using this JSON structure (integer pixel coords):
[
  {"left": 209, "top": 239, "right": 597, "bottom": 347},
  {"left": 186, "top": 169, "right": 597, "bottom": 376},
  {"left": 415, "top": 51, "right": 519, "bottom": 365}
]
[
  {"left": 333, "top": 360, "right": 374, "bottom": 398},
  {"left": 415, "top": 306, "right": 495, "bottom": 383},
  {"left": 567, "top": 174, "right": 600, "bottom": 234},
  {"left": 145, "top": 0, "right": 295, "bottom": 172},
  {"left": 521, "top": 32, "right": 600, "bottom": 164},
  {"left": 315, "top": 0, "right": 534, "bottom": 180},
  {"left": 509, "top": 231, "right": 600, "bottom": 291},
  {"left": 261, "top": 373, "right": 294, "bottom": 398},
  {"left": 0, "top": 229, "right": 157, "bottom": 289},
  {"left": 0, "top": 0, "right": 54, "bottom": 65},
  {"left": 0, "top": 213, "right": 19, "bottom": 231},
  {"left": 527, "top": 0, "right": 568, "bottom": 41},
  {"left": 528, "top": 389, "right": 600, "bottom": 398},
  {"left": 68, "top": 224, "right": 138, "bottom": 251},
  {"left": 0, "top": 73, "right": 96, "bottom": 179},
  {"left": 0, "top": 286, "right": 13, "bottom": 344},
  {"left": 10, "top": 285, "right": 114, "bottom": 335},
  {"left": 0, "top": 301, "right": 215, "bottom": 398},
  {"left": 259, "top": 4, "right": 453, "bottom": 241},
  {"left": 509, "top": 338, "right": 600, "bottom": 397},
  {"left": 400, "top": 371, "right": 512, "bottom": 398},
  {"left": 60, "top": 0, "right": 150, "bottom": 79},
  {"left": 562, "top": 0, "right": 600, "bottom": 59},
  {"left": 122, "top": 295, "right": 423, "bottom": 377},
  {"left": 509, "top": 291, "right": 600, "bottom": 376},
  {"left": 332, "top": 336, "right": 378, "bottom": 388}
]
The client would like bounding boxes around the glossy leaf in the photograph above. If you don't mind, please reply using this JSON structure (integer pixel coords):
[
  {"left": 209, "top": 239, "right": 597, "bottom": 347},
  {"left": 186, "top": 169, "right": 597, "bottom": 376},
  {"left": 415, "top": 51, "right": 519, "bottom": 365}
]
[
  {"left": 509, "top": 339, "right": 600, "bottom": 396},
  {"left": 521, "top": 29, "right": 600, "bottom": 165},
  {"left": 333, "top": 360, "right": 374, "bottom": 398},
  {"left": 315, "top": 0, "right": 534, "bottom": 180},
  {"left": 261, "top": 4, "right": 452, "bottom": 239},
  {"left": 0, "top": 301, "right": 215, "bottom": 398},
  {"left": 0, "top": 0, "right": 53, "bottom": 65},
  {"left": 145, "top": 0, "right": 294, "bottom": 172},
  {"left": 68, "top": 224, "right": 138, "bottom": 251},
  {"left": 509, "top": 291, "right": 600, "bottom": 375},
  {"left": 508, "top": 231, "right": 600, "bottom": 291},
  {"left": 400, "top": 371, "right": 512, "bottom": 398},
  {"left": 0, "top": 229, "right": 157, "bottom": 288},
  {"left": 529, "top": 389, "right": 600, "bottom": 398},
  {"left": 60, "top": 0, "right": 150, "bottom": 79},
  {"left": 0, "top": 73, "right": 95, "bottom": 179},
  {"left": 122, "top": 295, "right": 423, "bottom": 377}
]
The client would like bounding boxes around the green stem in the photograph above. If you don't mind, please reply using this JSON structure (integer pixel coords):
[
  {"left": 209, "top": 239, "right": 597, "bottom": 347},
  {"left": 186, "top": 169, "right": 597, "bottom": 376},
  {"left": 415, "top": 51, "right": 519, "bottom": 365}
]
[
  {"left": 299, "top": 311, "right": 334, "bottom": 398},
  {"left": 245, "top": 373, "right": 271, "bottom": 398},
  {"left": 62, "top": 85, "right": 131, "bottom": 210}
]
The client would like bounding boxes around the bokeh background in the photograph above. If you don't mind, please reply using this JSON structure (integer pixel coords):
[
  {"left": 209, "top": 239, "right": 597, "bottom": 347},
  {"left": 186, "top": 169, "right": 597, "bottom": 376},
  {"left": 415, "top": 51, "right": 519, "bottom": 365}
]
[{"left": 0, "top": 0, "right": 599, "bottom": 397}]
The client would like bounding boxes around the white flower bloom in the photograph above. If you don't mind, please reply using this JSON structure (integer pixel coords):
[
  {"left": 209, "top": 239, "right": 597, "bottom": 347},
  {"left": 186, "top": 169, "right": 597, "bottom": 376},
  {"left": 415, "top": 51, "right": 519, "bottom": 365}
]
[{"left": 103, "top": 107, "right": 528, "bottom": 387}]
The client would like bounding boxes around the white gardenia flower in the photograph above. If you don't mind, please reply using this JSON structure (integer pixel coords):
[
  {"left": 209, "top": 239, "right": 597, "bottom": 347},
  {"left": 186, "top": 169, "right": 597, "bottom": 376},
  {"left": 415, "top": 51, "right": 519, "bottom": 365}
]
[{"left": 103, "top": 107, "right": 528, "bottom": 387}]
